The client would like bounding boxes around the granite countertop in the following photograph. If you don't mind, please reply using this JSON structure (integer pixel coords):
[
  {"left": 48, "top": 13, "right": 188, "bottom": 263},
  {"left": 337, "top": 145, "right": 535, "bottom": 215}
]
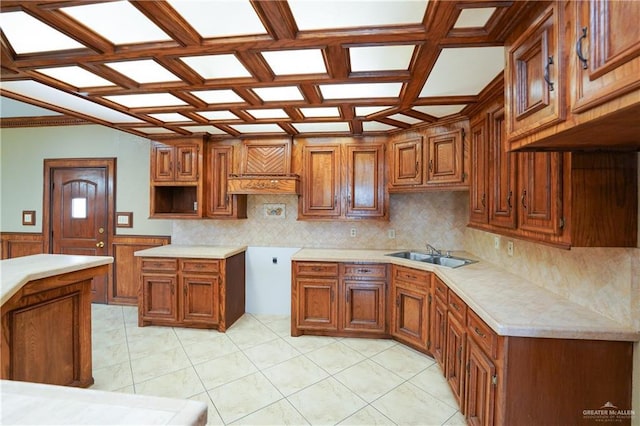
[
  {"left": 0, "top": 380, "right": 206, "bottom": 425},
  {"left": 0, "top": 254, "right": 114, "bottom": 306},
  {"left": 134, "top": 244, "right": 247, "bottom": 259},
  {"left": 292, "top": 248, "right": 639, "bottom": 342}
]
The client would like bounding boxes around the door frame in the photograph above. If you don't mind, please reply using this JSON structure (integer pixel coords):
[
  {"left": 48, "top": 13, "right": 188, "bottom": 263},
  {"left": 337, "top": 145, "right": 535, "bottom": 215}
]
[{"left": 42, "top": 158, "right": 116, "bottom": 255}]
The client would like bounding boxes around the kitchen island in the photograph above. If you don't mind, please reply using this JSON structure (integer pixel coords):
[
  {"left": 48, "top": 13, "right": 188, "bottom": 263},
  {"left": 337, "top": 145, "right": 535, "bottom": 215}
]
[{"left": 1, "top": 254, "right": 113, "bottom": 387}]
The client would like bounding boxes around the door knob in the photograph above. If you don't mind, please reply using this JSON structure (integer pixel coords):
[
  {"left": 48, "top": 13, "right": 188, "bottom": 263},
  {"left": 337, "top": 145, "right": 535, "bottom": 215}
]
[{"left": 96, "top": 241, "right": 105, "bottom": 248}]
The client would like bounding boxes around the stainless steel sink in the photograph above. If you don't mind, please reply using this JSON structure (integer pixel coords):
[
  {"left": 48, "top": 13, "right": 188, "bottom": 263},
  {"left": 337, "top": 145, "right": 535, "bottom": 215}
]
[{"left": 386, "top": 251, "right": 477, "bottom": 268}]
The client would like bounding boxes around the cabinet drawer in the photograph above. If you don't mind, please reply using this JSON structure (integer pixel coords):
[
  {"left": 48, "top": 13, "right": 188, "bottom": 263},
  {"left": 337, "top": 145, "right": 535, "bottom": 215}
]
[
  {"left": 141, "top": 258, "right": 178, "bottom": 272},
  {"left": 181, "top": 259, "right": 220, "bottom": 273},
  {"left": 467, "top": 309, "right": 498, "bottom": 359},
  {"left": 342, "top": 263, "right": 387, "bottom": 280},
  {"left": 393, "top": 265, "right": 430, "bottom": 284},
  {"left": 447, "top": 290, "right": 467, "bottom": 322},
  {"left": 294, "top": 262, "right": 339, "bottom": 277},
  {"left": 433, "top": 277, "right": 448, "bottom": 302}
]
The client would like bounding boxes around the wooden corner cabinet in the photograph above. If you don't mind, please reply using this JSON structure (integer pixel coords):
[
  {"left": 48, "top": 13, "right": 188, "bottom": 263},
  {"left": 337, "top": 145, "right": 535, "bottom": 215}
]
[
  {"left": 390, "top": 265, "right": 431, "bottom": 351},
  {"left": 138, "top": 253, "right": 245, "bottom": 331},
  {"left": 150, "top": 137, "right": 205, "bottom": 218},
  {"left": 505, "top": 0, "right": 640, "bottom": 150},
  {"left": 291, "top": 261, "right": 388, "bottom": 337}
]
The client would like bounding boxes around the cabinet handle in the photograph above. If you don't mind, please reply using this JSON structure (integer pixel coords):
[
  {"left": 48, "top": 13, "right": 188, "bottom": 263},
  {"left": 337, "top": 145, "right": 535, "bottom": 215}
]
[
  {"left": 357, "top": 268, "right": 371, "bottom": 274},
  {"left": 171, "top": 284, "right": 175, "bottom": 295},
  {"left": 521, "top": 189, "right": 527, "bottom": 209},
  {"left": 474, "top": 326, "right": 485, "bottom": 338},
  {"left": 544, "top": 56, "right": 555, "bottom": 91},
  {"left": 576, "top": 27, "right": 588, "bottom": 69},
  {"left": 429, "top": 159, "right": 433, "bottom": 172},
  {"left": 396, "top": 295, "right": 400, "bottom": 307},
  {"left": 481, "top": 193, "right": 486, "bottom": 208},
  {"left": 507, "top": 191, "right": 513, "bottom": 211},
  {"left": 184, "top": 285, "right": 187, "bottom": 295},
  {"left": 177, "top": 161, "right": 182, "bottom": 172},
  {"left": 415, "top": 162, "right": 419, "bottom": 174}
]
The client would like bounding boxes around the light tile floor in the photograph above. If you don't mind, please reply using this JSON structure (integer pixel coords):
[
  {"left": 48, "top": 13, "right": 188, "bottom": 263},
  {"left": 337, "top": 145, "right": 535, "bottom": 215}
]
[{"left": 91, "top": 304, "right": 466, "bottom": 425}]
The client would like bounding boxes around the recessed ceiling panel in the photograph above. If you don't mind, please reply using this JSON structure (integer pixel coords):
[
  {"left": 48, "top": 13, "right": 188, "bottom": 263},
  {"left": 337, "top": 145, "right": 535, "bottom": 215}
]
[
  {"left": 229, "top": 123, "right": 285, "bottom": 133},
  {"left": 288, "top": 0, "right": 428, "bottom": 30},
  {"left": 104, "top": 93, "right": 187, "bottom": 108},
  {"left": 419, "top": 47, "right": 504, "bottom": 97},
  {"left": 262, "top": 49, "right": 327, "bottom": 75},
  {"left": 105, "top": 60, "right": 181, "bottom": 84},
  {"left": 196, "top": 111, "right": 239, "bottom": 121},
  {"left": 387, "top": 113, "right": 422, "bottom": 124},
  {"left": 412, "top": 105, "right": 466, "bottom": 117},
  {"left": 61, "top": 1, "right": 171, "bottom": 45},
  {"left": 1, "top": 81, "right": 142, "bottom": 123},
  {"left": 300, "top": 107, "right": 341, "bottom": 118},
  {"left": 168, "top": 0, "right": 267, "bottom": 38},
  {"left": 35, "top": 66, "right": 115, "bottom": 88},
  {"left": 454, "top": 8, "right": 497, "bottom": 28},
  {"left": 191, "top": 90, "right": 245, "bottom": 104},
  {"left": 132, "top": 127, "right": 177, "bottom": 134},
  {"left": 355, "top": 106, "right": 393, "bottom": 117},
  {"left": 321, "top": 83, "right": 402, "bottom": 100},
  {"left": 253, "top": 86, "right": 304, "bottom": 102},
  {"left": 350, "top": 45, "right": 415, "bottom": 72},
  {"left": 293, "top": 122, "right": 350, "bottom": 133},
  {"left": 148, "top": 113, "right": 189, "bottom": 122},
  {"left": 0, "top": 11, "right": 85, "bottom": 54},
  {"left": 246, "top": 109, "right": 290, "bottom": 119},
  {"left": 180, "top": 125, "right": 228, "bottom": 135},
  {"left": 181, "top": 55, "right": 252, "bottom": 79},
  {"left": 362, "top": 121, "right": 397, "bottom": 131}
]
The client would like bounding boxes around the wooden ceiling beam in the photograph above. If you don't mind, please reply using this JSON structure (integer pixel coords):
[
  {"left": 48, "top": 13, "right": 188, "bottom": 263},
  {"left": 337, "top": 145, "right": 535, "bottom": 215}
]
[
  {"left": 250, "top": 0, "right": 298, "bottom": 41},
  {"left": 130, "top": 1, "right": 201, "bottom": 47}
]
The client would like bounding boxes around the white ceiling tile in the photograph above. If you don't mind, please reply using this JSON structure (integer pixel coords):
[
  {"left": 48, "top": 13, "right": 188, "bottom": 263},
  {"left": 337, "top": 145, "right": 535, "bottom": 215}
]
[
  {"left": 61, "top": 1, "right": 171, "bottom": 45},
  {"left": 299, "top": 107, "right": 341, "bottom": 118},
  {"left": 35, "top": 66, "right": 115, "bottom": 88},
  {"left": 262, "top": 49, "right": 327, "bottom": 75},
  {"left": 412, "top": 105, "right": 466, "bottom": 117},
  {"left": 181, "top": 54, "right": 252, "bottom": 79},
  {"left": 419, "top": 47, "right": 504, "bottom": 97},
  {"left": 293, "top": 122, "right": 350, "bottom": 133},
  {"left": 454, "top": 8, "right": 497, "bottom": 28},
  {"left": 132, "top": 127, "right": 177, "bottom": 134},
  {"left": 253, "top": 86, "right": 304, "bottom": 102},
  {"left": 168, "top": 0, "right": 267, "bottom": 38},
  {"left": 362, "top": 121, "right": 397, "bottom": 131},
  {"left": 229, "top": 123, "right": 285, "bottom": 133},
  {"left": 148, "top": 113, "right": 189, "bottom": 122},
  {"left": 105, "top": 60, "right": 181, "bottom": 84},
  {"left": 0, "top": 11, "right": 84, "bottom": 54},
  {"left": 104, "top": 93, "right": 187, "bottom": 108},
  {"left": 288, "top": 0, "right": 428, "bottom": 30},
  {"left": 387, "top": 113, "right": 422, "bottom": 124},
  {"left": 246, "top": 109, "right": 290, "bottom": 119},
  {"left": 350, "top": 45, "right": 415, "bottom": 72},
  {"left": 196, "top": 111, "right": 239, "bottom": 121},
  {"left": 355, "top": 106, "right": 393, "bottom": 117},
  {"left": 321, "top": 83, "right": 402, "bottom": 100},
  {"left": 191, "top": 90, "right": 245, "bottom": 104},
  {"left": 180, "top": 125, "right": 229, "bottom": 135}
]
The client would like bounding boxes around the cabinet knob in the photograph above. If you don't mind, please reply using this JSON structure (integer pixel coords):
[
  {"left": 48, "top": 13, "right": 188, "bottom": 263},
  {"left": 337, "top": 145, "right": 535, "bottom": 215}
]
[
  {"left": 544, "top": 55, "right": 555, "bottom": 91},
  {"left": 96, "top": 241, "right": 105, "bottom": 248}
]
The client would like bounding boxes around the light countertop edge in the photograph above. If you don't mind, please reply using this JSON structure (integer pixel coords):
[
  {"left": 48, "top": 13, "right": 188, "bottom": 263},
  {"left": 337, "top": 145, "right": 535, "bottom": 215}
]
[
  {"left": 0, "top": 380, "right": 206, "bottom": 426},
  {"left": 291, "top": 248, "right": 640, "bottom": 342},
  {"left": 134, "top": 244, "right": 247, "bottom": 259},
  {"left": 1, "top": 254, "right": 114, "bottom": 306}
]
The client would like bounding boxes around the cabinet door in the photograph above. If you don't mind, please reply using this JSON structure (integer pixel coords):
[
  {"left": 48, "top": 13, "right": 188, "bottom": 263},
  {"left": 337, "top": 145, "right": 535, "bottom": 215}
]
[
  {"left": 465, "top": 338, "right": 496, "bottom": 426},
  {"left": 469, "top": 117, "right": 488, "bottom": 225},
  {"left": 572, "top": 0, "right": 640, "bottom": 113},
  {"left": 206, "top": 145, "right": 246, "bottom": 218},
  {"left": 426, "top": 129, "right": 464, "bottom": 185},
  {"left": 431, "top": 295, "right": 447, "bottom": 370},
  {"left": 295, "top": 277, "right": 338, "bottom": 331},
  {"left": 392, "top": 281, "right": 429, "bottom": 348},
  {"left": 182, "top": 274, "right": 219, "bottom": 325},
  {"left": 345, "top": 144, "right": 385, "bottom": 218},
  {"left": 342, "top": 279, "right": 386, "bottom": 333},
  {"left": 518, "top": 152, "right": 562, "bottom": 236},
  {"left": 141, "top": 273, "right": 178, "bottom": 322},
  {"left": 390, "top": 138, "right": 423, "bottom": 187},
  {"left": 506, "top": 3, "right": 565, "bottom": 140},
  {"left": 301, "top": 145, "right": 342, "bottom": 218},
  {"left": 488, "top": 106, "right": 517, "bottom": 230},
  {"left": 175, "top": 145, "right": 199, "bottom": 181},
  {"left": 152, "top": 144, "right": 175, "bottom": 182},
  {"left": 446, "top": 313, "right": 466, "bottom": 411}
]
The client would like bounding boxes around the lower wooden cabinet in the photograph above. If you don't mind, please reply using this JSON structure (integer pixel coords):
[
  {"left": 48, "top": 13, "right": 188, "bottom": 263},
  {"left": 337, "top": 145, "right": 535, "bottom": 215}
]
[
  {"left": 390, "top": 265, "right": 431, "bottom": 350},
  {"left": 446, "top": 289, "right": 468, "bottom": 411},
  {"left": 138, "top": 253, "right": 245, "bottom": 331},
  {"left": 465, "top": 337, "right": 496, "bottom": 426},
  {"left": 292, "top": 261, "right": 388, "bottom": 337}
]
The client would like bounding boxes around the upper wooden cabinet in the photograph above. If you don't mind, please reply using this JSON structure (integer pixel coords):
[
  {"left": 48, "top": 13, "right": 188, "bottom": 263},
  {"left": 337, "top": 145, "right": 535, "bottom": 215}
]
[
  {"left": 469, "top": 116, "right": 489, "bottom": 225},
  {"left": 297, "top": 140, "right": 387, "bottom": 220},
  {"left": 506, "top": 1, "right": 640, "bottom": 150},
  {"left": 389, "top": 137, "right": 424, "bottom": 188},
  {"left": 205, "top": 143, "right": 247, "bottom": 219},
  {"left": 150, "top": 137, "right": 205, "bottom": 218}
]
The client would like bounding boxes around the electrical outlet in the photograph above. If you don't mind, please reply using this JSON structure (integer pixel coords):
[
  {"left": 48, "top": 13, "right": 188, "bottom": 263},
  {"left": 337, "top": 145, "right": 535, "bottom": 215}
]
[
  {"left": 388, "top": 229, "right": 396, "bottom": 239},
  {"left": 507, "top": 241, "right": 514, "bottom": 257},
  {"left": 350, "top": 228, "right": 357, "bottom": 237},
  {"left": 494, "top": 236, "right": 500, "bottom": 250}
]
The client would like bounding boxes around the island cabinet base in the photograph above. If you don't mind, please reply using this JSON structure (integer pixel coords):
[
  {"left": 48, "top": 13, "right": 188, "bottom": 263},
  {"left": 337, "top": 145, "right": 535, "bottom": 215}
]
[
  {"left": 495, "top": 337, "right": 633, "bottom": 426},
  {"left": 1, "top": 265, "right": 108, "bottom": 388}
]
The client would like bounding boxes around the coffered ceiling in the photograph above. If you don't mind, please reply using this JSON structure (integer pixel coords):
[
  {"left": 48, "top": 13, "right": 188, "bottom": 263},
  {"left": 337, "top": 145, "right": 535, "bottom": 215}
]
[{"left": 0, "top": 0, "right": 531, "bottom": 139}]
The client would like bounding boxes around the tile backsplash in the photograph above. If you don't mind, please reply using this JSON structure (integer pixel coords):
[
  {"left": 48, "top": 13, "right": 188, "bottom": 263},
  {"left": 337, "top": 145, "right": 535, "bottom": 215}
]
[{"left": 173, "top": 191, "right": 469, "bottom": 251}]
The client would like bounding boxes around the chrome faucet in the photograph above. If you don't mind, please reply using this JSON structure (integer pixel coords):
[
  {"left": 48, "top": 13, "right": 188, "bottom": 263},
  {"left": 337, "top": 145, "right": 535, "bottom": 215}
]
[{"left": 425, "top": 243, "right": 442, "bottom": 256}]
